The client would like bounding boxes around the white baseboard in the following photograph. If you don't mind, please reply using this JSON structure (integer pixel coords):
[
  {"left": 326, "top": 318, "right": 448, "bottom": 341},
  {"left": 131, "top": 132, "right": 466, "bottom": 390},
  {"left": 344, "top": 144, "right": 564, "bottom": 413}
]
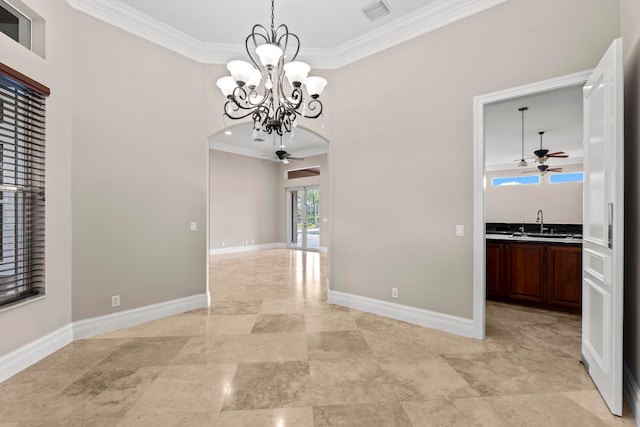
[
  {"left": 0, "top": 325, "right": 73, "bottom": 383},
  {"left": 209, "top": 243, "right": 286, "bottom": 255},
  {"left": 624, "top": 363, "right": 640, "bottom": 426},
  {"left": 327, "top": 290, "right": 475, "bottom": 338},
  {"left": 73, "top": 293, "right": 209, "bottom": 340}
]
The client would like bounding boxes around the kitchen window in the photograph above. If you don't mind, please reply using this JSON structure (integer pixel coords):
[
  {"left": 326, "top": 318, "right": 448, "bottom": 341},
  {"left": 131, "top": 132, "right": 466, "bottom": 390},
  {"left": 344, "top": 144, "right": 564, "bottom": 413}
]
[
  {"left": 492, "top": 175, "right": 540, "bottom": 187},
  {"left": 0, "top": 63, "right": 49, "bottom": 307},
  {"left": 549, "top": 172, "right": 584, "bottom": 184}
]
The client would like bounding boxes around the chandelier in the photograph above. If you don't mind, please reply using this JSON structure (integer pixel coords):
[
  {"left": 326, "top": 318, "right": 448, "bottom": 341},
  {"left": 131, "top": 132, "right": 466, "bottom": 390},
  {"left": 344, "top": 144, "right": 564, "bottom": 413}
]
[{"left": 216, "top": 0, "right": 327, "bottom": 139}]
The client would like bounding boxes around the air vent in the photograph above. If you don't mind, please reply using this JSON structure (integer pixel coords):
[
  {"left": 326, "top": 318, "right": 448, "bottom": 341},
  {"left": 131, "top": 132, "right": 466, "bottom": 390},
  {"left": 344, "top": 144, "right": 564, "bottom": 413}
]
[{"left": 362, "top": 0, "right": 392, "bottom": 21}]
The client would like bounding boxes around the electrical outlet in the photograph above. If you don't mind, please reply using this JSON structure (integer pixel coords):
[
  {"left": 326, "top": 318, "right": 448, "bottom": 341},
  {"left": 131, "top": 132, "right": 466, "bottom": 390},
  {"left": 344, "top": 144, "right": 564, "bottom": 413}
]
[
  {"left": 221, "top": 242, "right": 225, "bottom": 247},
  {"left": 190, "top": 221, "right": 197, "bottom": 232},
  {"left": 391, "top": 288, "right": 398, "bottom": 299},
  {"left": 111, "top": 295, "right": 120, "bottom": 307}
]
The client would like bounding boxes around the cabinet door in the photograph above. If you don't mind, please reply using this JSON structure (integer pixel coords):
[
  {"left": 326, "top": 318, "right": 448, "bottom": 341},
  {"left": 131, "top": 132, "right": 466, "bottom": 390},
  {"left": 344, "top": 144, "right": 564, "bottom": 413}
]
[
  {"left": 546, "top": 245, "right": 582, "bottom": 309},
  {"left": 486, "top": 241, "right": 505, "bottom": 298},
  {"left": 505, "top": 243, "right": 545, "bottom": 302}
]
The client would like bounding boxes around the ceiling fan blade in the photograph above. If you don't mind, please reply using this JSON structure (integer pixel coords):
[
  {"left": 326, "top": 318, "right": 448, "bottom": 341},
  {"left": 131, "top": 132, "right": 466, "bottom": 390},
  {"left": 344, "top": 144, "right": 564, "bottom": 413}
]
[
  {"left": 547, "top": 168, "right": 564, "bottom": 172},
  {"left": 288, "top": 157, "right": 305, "bottom": 160},
  {"left": 547, "top": 153, "right": 569, "bottom": 158},
  {"left": 513, "top": 155, "right": 537, "bottom": 161},
  {"left": 546, "top": 151, "right": 566, "bottom": 156},
  {"left": 521, "top": 170, "right": 539, "bottom": 174}
]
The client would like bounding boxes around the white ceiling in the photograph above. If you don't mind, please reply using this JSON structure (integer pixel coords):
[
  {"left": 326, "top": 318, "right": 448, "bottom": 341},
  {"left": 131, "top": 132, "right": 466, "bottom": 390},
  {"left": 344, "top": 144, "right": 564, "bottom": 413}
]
[
  {"left": 485, "top": 85, "right": 584, "bottom": 171},
  {"left": 115, "top": 0, "right": 437, "bottom": 49}
]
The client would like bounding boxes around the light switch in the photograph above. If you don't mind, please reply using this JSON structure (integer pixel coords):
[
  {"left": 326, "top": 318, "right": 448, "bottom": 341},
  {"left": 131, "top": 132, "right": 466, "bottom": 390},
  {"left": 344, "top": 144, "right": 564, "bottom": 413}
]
[
  {"left": 322, "top": 218, "right": 328, "bottom": 223},
  {"left": 456, "top": 225, "right": 464, "bottom": 237},
  {"left": 190, "top": 221, "right": 197, "bottom": 232}
]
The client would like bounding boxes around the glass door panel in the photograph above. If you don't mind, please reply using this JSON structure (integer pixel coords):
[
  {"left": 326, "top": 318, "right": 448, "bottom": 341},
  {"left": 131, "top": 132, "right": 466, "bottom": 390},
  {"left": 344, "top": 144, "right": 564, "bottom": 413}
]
[
  {"left": 287, "top": 186, "right": 320, "bottom": 251},
  {"left": 291, "top": 190, "right": 303, "bottom": 249},
  {"left": 305, "top": 188, "right": 320, "bottom": 250}
]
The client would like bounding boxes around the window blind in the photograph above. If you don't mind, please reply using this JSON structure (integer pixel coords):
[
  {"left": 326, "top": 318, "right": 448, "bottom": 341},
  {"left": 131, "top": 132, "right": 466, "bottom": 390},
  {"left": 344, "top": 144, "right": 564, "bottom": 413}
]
[{"left": 0, "top": 64, "right": 48, "bottom": 307}]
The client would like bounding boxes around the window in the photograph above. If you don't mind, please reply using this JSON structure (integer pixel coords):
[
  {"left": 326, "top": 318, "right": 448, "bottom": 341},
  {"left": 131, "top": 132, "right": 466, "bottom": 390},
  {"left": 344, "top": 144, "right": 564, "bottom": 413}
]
[
  {"left": 549, "top": 172, "right": 584, "bottom": 184},
  {"left": 0, "top": 0, "right": 31, "bottom": 50},
  {"left": 286, "top": 166, "right": 320, "bottom": 180},
  {"left": 0, "top": 63, "right": 49, "bottom": 307},
  {"left": 492, "top": 175, "right": 540, "bottom": 186}
]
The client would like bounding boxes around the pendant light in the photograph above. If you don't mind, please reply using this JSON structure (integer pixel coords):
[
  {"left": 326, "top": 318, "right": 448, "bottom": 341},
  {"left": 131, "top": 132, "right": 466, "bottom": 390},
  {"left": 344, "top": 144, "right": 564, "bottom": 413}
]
[{"left": 517, "top": 107, "right": 528, "bottom": 167}]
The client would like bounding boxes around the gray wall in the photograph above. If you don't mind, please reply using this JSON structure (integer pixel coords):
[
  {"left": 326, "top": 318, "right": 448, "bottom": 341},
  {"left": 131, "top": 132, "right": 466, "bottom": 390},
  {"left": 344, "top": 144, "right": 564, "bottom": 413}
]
[
  {"left": 329, "top": 0, "right": 619, "bottom": 319},
  {"left": 209, "top": 150, "right": 280, "bottom": 249},
  {"left": 71, "top": 12, "right": 207, "bottom": 321},
  {"left": 621, "top": 0, "right": 640, "bottom": 402},
  {"left": 0, "top": 0, "right": 73, "bottom": 356}
]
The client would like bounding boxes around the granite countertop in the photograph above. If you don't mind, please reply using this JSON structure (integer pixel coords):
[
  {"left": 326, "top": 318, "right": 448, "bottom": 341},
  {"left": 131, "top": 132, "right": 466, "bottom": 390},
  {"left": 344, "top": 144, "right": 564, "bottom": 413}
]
[{"left": 486, "top": 233, "right": 582, "bottom": 244}]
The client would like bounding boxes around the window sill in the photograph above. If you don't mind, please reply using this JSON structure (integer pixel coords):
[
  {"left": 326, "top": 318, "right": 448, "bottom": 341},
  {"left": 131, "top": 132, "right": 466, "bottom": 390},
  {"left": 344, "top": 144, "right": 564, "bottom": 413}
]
[{"left": 0, "top": 293, "right": 46, "bottom": 314}]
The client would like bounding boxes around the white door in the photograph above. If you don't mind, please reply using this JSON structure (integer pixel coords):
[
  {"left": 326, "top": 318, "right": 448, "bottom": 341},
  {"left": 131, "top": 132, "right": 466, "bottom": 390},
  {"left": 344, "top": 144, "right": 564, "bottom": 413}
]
[{"left": 581, "top": 38, "right": 624, "bottom": 416}]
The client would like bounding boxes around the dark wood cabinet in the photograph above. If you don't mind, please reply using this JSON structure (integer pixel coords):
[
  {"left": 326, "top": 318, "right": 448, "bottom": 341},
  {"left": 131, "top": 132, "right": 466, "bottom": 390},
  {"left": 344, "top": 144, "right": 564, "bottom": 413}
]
[
  {"left": 505, "top": 243, "right": 545, "bottom": 303},
  {"left": 486, "top": 240, "right": 582, "bottom": 312},
  {"left": 486, "top": 241, "right": 505, "bottom": 298},
  {"left": 546, "top": 245, "right": 582, "bottom": 309}
]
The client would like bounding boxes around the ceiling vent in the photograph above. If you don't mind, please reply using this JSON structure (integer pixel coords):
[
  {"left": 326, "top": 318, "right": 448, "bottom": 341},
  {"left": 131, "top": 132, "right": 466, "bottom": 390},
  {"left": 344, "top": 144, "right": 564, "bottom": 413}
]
[{"left": 362, "top": 0, "right": 392, "bottom": 21}]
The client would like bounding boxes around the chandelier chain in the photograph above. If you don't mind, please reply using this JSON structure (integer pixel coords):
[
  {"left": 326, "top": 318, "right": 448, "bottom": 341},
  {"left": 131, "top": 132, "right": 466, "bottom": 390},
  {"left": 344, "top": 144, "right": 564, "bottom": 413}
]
[{"left": 270, "top": 0, "right": 275, "bottom": 37}]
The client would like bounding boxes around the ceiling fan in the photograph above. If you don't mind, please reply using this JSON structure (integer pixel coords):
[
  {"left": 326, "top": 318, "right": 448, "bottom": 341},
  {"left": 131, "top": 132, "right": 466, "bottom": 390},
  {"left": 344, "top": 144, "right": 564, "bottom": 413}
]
[
  {"left": 532, "top": 131, "right": 569, "bottom": 163},
  {"left": 267, "top": 150, "right": 304, "bottom": 164},
  {"left": 521, "top": 163, "right": 563, "bottom": 175}
]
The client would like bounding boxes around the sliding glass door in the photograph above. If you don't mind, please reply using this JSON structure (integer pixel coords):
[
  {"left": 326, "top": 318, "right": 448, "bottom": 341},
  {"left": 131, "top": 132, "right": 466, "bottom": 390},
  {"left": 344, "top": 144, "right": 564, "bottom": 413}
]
[{"left": 287, "top": 186, "right": 320, "bottom": 251}]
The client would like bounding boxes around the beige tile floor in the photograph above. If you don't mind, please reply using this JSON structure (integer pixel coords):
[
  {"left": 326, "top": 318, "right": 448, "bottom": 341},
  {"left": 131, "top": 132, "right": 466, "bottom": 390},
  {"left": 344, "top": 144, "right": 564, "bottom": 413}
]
[{"left": 0, "top": 249, "right": 636, "bottom": 426}]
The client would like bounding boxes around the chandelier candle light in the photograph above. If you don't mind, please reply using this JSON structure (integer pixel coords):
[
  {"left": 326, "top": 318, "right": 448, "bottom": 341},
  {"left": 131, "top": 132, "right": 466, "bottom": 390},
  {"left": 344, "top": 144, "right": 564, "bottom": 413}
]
[{"left": 216, "top": 0, "right": 327, "bottom": 139}]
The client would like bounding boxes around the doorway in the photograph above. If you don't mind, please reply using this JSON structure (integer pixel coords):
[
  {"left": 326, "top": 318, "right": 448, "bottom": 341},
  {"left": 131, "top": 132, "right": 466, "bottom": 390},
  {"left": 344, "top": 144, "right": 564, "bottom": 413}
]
[
  {"left": 287, "top": 186, "right": 320, "bottom": 251},
  {"left": 473, "top": 39, "right": 626, "bottom": 415},
  {"left": 472, "top": 70, "right": 591, "bottom": 340}
]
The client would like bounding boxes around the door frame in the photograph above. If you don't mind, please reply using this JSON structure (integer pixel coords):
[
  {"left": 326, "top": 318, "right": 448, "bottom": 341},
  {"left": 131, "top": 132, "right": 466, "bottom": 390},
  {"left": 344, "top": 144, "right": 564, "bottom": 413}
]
[
  {"left": 286, "top": 185, "right": 321, "bottom": 252},
  {"left": 472, "top": 70, "right": 592, "bottom": 339}
]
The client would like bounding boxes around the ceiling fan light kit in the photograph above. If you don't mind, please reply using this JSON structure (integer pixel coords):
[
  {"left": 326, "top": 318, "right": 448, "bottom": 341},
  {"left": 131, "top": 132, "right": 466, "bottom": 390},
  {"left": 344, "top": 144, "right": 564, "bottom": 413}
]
[
  {"left": 534, "top": 131, "right": 569, "bottom": 163},
  {"left": 216, "top": 0, "right": 327, "bottom": 139}
]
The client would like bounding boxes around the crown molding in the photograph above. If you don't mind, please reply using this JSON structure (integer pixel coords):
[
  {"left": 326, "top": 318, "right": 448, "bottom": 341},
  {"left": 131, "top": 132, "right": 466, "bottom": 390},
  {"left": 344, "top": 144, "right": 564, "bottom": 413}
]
[
  {"left": 66, "top": 0, "right": 507, "bottom": 69},
  {"left": 65, "top": 0, "right": 206, "bottom": 62},
  {"left": 330, "top": 0, "right": 508, "bottom": 69}
]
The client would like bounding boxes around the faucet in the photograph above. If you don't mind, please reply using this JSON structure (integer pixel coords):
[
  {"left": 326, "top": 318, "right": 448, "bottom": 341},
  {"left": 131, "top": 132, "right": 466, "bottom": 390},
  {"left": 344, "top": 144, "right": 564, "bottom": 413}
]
[{"left": 536, "top": 209, "right": 547, "bottom": 233}]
